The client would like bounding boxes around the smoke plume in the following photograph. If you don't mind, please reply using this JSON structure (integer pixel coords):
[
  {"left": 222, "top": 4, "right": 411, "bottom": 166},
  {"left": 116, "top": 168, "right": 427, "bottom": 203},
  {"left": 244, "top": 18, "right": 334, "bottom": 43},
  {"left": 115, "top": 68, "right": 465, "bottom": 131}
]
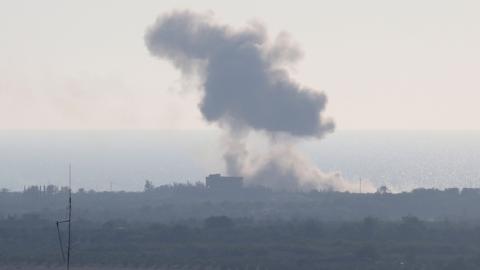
[{"left": 146, "top": 11, "right": 359, "bottom": 191}]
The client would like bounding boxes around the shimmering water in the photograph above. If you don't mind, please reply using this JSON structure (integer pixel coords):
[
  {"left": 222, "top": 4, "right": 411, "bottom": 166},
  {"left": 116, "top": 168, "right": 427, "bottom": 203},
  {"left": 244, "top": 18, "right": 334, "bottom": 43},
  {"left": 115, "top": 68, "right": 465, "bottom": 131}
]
[{"left": 0, "top": 130, "right": 479, "bottom": 191}]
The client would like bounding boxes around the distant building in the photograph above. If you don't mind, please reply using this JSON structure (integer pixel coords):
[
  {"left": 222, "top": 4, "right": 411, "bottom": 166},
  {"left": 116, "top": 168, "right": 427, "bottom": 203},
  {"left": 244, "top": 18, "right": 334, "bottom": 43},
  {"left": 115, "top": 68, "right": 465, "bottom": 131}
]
[{"left": 206, "top": 174, "right": 243, "bottom": 189}]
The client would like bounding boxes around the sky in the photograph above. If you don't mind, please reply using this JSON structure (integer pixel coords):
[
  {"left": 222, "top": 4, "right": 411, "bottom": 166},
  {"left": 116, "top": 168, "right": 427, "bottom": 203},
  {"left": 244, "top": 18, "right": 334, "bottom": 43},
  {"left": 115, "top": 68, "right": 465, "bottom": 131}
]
[{"left": 1, "top": 0, "right": 479, "bottom": 130}]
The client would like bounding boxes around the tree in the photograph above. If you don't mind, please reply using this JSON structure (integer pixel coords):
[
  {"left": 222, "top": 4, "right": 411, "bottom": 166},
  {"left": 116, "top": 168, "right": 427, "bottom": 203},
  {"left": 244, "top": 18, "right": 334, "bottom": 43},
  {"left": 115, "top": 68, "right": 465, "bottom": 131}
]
[
  {"left": 144, "top": 180, "right": 155, "bottom": 192},
  {"left": 376, "top": 185, "right": 390, "bottom": 195},
  {"left": 399, "top": 215, "right": 425, "bottom": 237}
]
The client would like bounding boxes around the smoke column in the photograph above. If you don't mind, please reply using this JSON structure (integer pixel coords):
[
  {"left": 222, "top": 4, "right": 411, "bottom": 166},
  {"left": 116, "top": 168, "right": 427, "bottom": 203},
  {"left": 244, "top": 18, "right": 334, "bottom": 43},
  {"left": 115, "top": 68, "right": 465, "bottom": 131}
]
[{"left": 146, "top": 11, "right": 360, "bottom": 191}]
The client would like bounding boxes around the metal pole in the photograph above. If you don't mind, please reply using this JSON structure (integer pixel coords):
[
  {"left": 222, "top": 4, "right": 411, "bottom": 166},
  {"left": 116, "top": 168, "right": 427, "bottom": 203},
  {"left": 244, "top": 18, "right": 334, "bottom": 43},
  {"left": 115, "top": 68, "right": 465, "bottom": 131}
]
[
  {"left": 56, "top": 221, "right": 66, "bottom": 263},
  {"left": 67, "top": 164, "right": 72, "bottom": 270}
]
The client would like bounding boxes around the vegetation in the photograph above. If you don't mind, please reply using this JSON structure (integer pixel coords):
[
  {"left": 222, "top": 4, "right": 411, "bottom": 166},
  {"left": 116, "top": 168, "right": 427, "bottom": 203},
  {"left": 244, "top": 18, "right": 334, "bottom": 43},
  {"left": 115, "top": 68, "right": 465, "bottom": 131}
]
[
  {"left": 2, "top": 215, "right": 480, "bottom": 269},
  {"left": 2, "top": 183, "right": 480, "bottom": 223},
  {"left": 3, "top": 184, "right": 480, "bottom": 269}
]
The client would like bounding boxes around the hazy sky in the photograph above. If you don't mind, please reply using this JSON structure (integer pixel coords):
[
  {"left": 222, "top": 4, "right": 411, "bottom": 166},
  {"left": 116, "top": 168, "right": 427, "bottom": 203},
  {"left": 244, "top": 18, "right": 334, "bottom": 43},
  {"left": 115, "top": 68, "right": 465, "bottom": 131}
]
[{"left": 1, "top": 0, "right": 479, "bottom": 130}]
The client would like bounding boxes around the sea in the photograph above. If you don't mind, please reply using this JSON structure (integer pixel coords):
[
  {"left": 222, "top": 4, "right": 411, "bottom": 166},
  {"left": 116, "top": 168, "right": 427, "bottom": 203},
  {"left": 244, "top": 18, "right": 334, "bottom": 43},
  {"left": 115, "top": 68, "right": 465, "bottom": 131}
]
[{"left": 0, "top": 130, "right": 479, "bottom": 192}]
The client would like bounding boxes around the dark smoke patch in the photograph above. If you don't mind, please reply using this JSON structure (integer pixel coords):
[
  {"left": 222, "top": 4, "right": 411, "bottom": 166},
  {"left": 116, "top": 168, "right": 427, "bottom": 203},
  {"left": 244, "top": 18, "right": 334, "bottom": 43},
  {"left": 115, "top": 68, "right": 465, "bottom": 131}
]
[
  {"left": 145, "top": 11, "right": 334, "bottom": 137},
  {"left": 144, "top": 11, "right": 364, "bottom": 191}
]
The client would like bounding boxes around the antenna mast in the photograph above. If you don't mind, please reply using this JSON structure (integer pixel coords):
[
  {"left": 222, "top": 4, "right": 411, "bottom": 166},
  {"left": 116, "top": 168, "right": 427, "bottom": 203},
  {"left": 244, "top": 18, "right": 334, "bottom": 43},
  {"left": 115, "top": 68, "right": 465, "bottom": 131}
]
[
  {"left": 67, "top": 164, "right": 72, "bottom": 270},
  {"left": 56, "top": 164, "right": 72, "bottom": 270}
]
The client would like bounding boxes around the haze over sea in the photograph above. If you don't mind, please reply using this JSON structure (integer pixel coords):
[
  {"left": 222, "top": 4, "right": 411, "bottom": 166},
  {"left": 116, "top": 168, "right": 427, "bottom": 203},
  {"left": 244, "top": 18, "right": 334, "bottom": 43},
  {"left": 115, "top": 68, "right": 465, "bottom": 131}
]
[{"left": 1, "top": 130, "right": 479, "bottom": 192}]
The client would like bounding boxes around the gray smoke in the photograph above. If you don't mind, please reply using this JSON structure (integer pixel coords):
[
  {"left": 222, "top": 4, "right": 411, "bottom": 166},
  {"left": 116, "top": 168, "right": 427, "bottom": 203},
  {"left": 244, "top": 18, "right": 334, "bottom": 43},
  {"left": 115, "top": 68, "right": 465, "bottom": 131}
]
[{"left": 146, "top": 11, "right": 360, "bottom": 191}]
